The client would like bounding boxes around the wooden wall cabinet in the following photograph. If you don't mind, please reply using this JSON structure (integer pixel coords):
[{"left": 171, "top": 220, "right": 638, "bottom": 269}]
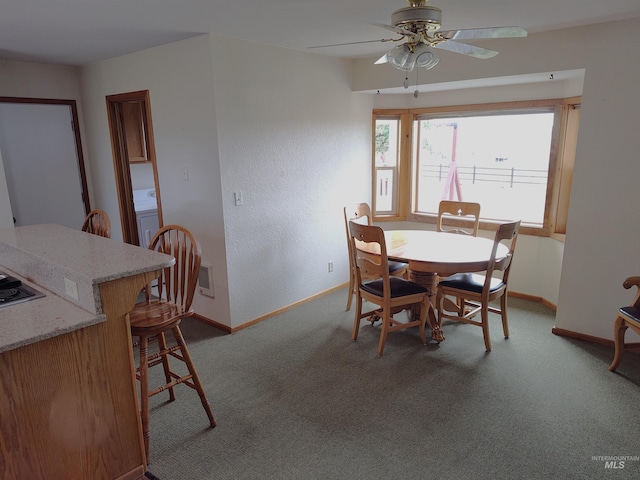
[{"left": 123, "top": 101, "right": 149, "bottom": 163}]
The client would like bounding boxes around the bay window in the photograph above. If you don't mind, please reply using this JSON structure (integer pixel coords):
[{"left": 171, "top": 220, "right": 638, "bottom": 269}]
[{"left": 372, "top": 98, "right": 580, "bottom": 237}]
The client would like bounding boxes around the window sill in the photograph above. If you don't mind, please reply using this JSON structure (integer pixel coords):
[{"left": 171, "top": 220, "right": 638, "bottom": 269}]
[{"left": 407, "top": 212, "right": 562, "bottom": 239}]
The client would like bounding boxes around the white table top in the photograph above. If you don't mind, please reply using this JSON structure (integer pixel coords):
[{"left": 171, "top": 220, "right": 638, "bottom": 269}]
[{"left": 383, "top": 229, "right": 508, "bottom": 275}]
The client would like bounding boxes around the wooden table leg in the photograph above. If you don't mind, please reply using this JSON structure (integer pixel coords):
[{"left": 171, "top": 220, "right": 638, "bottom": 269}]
[{"left": 409, "top": 270, "right": 445, "bottom": 342}]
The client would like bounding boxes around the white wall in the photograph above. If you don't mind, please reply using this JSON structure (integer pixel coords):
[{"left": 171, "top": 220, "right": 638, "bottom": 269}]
[
  {"left": 79, "top": 34, "right": 372, "bottom": 329},
  {"left": 556, "top": 18, "right": 640, "bottom": 340},
  {"left": 130, "top": 163, "right": 155, "bottom": 190},
  {"left": 79, "top": 35, "right": 232, "bottom": 324},
  {"left": 0, "top": 59, "right": 82, "bottom": 98},
  {"left": 209, "top": 36, "right": 371, "bottom": 327}
]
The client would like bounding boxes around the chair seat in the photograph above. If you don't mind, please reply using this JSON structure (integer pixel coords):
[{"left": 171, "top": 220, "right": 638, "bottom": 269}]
[
  {"left": 129, "top": 300, "right": 191, "bottom": 336},
  {"left": 619, "top": 306, "right": 640, "bottom": 323},
  {"left": 362, "top": 276, "right": 428, "bottom": 298},
  {"left": 439, "top": 272, "right": 505, "bottom": 294},
  {"left": 389, "top": 261, "right": 409, "bottom": 274}
]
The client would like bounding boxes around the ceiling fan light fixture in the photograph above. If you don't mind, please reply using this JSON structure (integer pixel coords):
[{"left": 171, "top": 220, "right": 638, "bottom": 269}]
[
  {"left": 387, "top": 43, "right": 417, "bottom": 71},
  {"left": 385, "top": 42, "right": 439, "bottom": 72},
  {"left": 414, "top": 44, "right": 439, "bottom": 69}
]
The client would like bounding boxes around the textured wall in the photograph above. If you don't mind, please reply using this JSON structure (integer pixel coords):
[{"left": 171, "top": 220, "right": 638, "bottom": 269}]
[
  {"left": 555, "top": 18, "right": 640, "bottom": 340},
  {"left": 79, "top": 35, "right": 232, "bottom": 324},
  {"left": 210, "top": 36, "right": 372, "bottom": 327}
]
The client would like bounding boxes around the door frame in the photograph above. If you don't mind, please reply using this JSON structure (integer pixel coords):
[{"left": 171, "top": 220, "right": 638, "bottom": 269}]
[
  {"left": 0, "top": 96, "right": 91, "bottom": 216},
  {"left": 106, "top": 90, "right": 163, "bottom": 245}
]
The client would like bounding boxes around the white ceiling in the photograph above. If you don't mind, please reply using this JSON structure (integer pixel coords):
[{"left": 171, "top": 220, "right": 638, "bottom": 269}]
[{"left": 2, "top": 0, "right": 640, "bottom": 66}]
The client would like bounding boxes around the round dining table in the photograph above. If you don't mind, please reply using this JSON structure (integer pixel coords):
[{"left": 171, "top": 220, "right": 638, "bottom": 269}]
[{"left": 381, "top": 229, "right": 509, "bottom": 342}]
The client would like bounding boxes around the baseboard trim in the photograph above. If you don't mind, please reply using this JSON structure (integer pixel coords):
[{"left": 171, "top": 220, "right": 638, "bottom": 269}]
[
  {"left": 193, "top": 283, "right": 348, "bottom": 334},
  {"left": 192, "top": 313, "right": 232, "bottom": 333},
  {"left": 508, "top": 291, "right": 557, "bottom": 312},
  {"left": 551, "top": 327, "right": 640, "bottom": 352},
  {"left": 195, "top": 286, "right": 638, "bottom": 352},
  {"left": 551, "top": 327, "right": 614, "bottom": 347},
  {"left": 228, "top": 284, "right": 347, "bottom": 333}
]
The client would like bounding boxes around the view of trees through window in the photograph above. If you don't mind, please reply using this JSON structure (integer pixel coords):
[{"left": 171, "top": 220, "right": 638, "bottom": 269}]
[{"left": 374, "top": 118, "right": 399, "bottom": 214}]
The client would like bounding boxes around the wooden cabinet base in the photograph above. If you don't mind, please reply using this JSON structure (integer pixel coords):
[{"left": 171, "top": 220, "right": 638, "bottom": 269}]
[{"left": 0, "top": 271, "right": 157, "bottom": 479}]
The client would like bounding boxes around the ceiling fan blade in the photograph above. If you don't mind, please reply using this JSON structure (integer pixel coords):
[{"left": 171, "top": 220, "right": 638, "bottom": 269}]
[
  {"left": 374, "top": 53, "right": 388, "bottom": 65},
  {"left": 433, "top": 40, "right": 499, "bottom": 59},
  {"left": 438, "top": 26, "right": 527, "bottom": 41},
  {"left": 372, "top": 23, "right": 417, "bottom": 38},
  {"left": 308, "top": 37, "right": 400, "bottom": 49}
]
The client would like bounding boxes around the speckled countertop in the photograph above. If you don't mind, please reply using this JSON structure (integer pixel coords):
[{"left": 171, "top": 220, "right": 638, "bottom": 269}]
[
  {"left": 0, "top": 224, "right": 174, "bottom": 353},
  {"left": 0, "top": 269, "right": 103, "bottom": 353}
]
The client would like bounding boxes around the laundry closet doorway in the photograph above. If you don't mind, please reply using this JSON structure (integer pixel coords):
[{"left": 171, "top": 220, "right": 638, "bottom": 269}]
[{"left": 106, "top": 90, "right": 163, "bottom": 247}]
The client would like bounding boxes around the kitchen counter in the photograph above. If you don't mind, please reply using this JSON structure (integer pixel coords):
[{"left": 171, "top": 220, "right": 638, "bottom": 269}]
[
  {"left": 0, "top": 223, "right": 173, "bottom": 313},
  {"left": 0, "top": 269, "right": 101, "bottom": 353},
  {"left": 0, "top": 223, "right": 174, "bottom": 479},
  {"left": 0, "top": 223, "right": 174, "bottom": 353}
]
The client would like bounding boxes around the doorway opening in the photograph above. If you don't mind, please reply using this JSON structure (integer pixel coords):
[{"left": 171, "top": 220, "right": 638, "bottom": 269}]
[
  {"left": 0, "top": 97, "right": 90, "bottom": 227},
  {"left": 106, "top": 90, "right": 163, "bottom": 246}
]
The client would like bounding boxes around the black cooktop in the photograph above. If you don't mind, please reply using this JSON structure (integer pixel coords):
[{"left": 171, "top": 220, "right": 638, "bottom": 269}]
[{"left": 0, "top": 272, "right": 46, "bottom": 308}]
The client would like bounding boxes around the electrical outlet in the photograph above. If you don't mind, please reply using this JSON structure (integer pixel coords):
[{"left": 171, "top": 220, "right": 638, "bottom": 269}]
[
  {"left": 328, "top": 261, "right": 333, "bottom": 273},
  {"left": 64, "top": 277, "right": 78, "bottom": 300}
]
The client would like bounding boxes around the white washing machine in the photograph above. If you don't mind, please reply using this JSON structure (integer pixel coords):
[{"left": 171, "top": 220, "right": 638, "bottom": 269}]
[{"left": 133, "top": 189, "right": 159, "bottom": 249}]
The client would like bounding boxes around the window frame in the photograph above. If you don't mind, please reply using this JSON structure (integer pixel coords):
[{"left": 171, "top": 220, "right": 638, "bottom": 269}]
[
  {"left": 372, "top": 98, "right": 581, "bottom": 238},
  {"left": 372, "top": 110, "right": 412, "bottom": 219}
]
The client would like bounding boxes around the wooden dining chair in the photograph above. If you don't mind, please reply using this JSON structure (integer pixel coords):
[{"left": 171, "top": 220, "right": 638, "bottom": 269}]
[
  {"left": 349, "top": 221, "right": 433, "bottom": 356},
  {"left": 608, "top": 276, "right": 640, "bottom": 371},
  {"left": 437, "top": 200, "right": 481, "bottom": 314},
  {"left": 81, "top": 209, "right": 111, "bottom": 238},
  {"left": 343, "top": 203, "right": 408, "bottom": 311},
  {"left": 437, "top": 200, "right": 481, "bottom": 237},
  {"left": 129, "top": 225, "right": 216, "bottom": 460},
  {"left": 436, "top": 220, "right": 521, "bottom": 351}
]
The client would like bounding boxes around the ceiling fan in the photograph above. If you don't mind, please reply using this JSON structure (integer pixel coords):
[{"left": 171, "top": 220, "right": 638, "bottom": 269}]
[{"left": 310, "top": 0, "right": 527, "bottom": 72}]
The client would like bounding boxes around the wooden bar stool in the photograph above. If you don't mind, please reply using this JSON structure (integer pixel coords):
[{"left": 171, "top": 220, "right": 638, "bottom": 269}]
[
  {"left": 81, "top": 209, "right": 111, "bottom": 238},
  {"left": 129, "top": 225, "right": 216, "bottom": 461}
]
